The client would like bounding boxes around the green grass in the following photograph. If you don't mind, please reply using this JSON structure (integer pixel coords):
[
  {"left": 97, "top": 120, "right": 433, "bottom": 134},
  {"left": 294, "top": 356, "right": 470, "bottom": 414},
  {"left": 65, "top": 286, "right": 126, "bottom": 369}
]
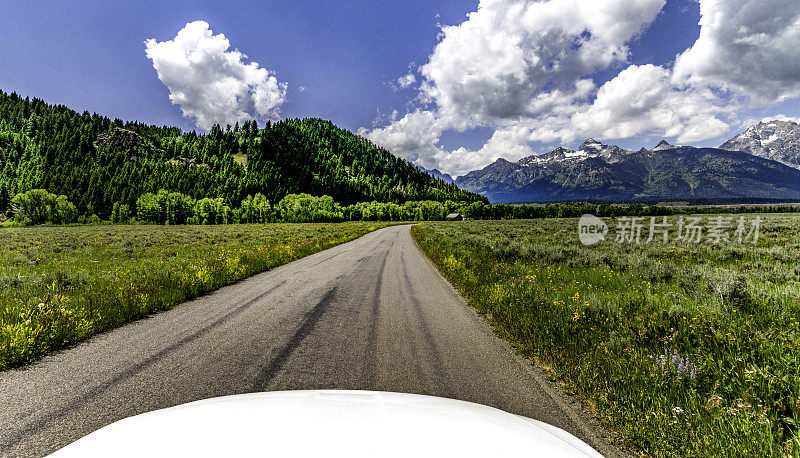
[
  {"left": 412, "top": 214, "right": 800, "bottom": 457},
  {"left": 0, "top": 222, "right": 392, "bottom": 371}
]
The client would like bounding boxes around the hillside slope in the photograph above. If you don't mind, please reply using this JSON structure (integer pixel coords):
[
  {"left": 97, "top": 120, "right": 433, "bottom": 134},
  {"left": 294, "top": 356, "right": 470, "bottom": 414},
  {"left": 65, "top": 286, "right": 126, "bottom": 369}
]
[{"left": 0, "top": 90, "right": 484, "bottom": 217}]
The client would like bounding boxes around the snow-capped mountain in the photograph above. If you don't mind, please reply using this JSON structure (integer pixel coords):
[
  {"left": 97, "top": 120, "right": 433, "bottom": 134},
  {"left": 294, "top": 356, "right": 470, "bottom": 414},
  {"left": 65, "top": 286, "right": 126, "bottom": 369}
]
[
  {"left": 517, "top": 139, "right": 633, "bottom": 166},
  {"left": 455, "top": 138, "right": 800, "bottom": 203},
  {"left": 720, "top": 120, "right": 800, "bottom": 169}
]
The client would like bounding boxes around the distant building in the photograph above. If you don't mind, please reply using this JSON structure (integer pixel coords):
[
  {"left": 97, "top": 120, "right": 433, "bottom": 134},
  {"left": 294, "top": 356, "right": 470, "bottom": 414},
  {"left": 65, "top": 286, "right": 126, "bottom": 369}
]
[{"left": 446, "top": 213, "right": 464, "bottom": 221}]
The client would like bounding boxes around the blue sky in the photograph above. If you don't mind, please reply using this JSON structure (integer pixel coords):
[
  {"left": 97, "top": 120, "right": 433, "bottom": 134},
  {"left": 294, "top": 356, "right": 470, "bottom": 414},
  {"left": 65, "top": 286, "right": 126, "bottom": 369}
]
[{"left": 2, "top": 0, "right": 799, "bottom": 176}]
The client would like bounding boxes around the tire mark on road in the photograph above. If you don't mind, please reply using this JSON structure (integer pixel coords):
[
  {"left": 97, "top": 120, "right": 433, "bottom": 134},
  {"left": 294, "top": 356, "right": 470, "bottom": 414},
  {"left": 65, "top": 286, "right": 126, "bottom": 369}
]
[
  {"left": 363, "top": 229, "right": 396, "bottom": 385},
  {"left": 302, "top": 247, "right": 351, "bottom": 270},
  {"left": 398, "top": 247, "right": 456, "bottom": 397},
  {"left": 251, "top": 286, "right": 338, "bottom": 392}
]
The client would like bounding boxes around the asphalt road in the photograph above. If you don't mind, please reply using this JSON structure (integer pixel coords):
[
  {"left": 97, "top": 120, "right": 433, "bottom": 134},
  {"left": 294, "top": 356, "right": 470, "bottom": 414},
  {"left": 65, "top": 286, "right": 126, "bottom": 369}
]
[{"left": 1, "top": 225, "right": 626, "bottom": 457}]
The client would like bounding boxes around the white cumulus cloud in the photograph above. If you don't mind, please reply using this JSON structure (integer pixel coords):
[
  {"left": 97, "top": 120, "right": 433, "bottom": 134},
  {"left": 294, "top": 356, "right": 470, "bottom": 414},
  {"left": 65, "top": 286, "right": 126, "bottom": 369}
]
[
  {"left": 673, "top": 0, "right": 800, "bottom": 105},
  {"left": 145, "top": 20, "right": 287, "bottom": 131},
  {"left": 569, "top": 64, "right": 731, "bottom": 143},
  {"left": 419, "top": 0, "right": 666, "bottom": 128},
  {"left": 436, "top": 126, "right": 539, "bottom": 176},
  {"left": 358, "top": 110, "right": 443, "bottom": 163}
]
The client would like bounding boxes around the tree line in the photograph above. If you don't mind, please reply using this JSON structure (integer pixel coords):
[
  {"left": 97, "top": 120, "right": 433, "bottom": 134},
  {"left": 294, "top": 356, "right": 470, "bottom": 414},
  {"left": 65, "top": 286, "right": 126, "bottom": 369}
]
[
  {"left": 6, "top": 188, "right": 798, "bottom": 226},
  {"left": 122, "top": 192, "right": 478, "bottom": 224},
  {"left": 5, "top": 189, "right": 468, "bottom": 225}
]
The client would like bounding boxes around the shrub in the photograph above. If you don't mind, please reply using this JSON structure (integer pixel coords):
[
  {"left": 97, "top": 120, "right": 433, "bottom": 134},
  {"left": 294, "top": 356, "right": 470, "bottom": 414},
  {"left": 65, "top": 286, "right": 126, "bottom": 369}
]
[
  {"left": 715, "top": 273, "right": 755, "bottom": 315},
  {"left": 111, "top": 202, "right": 132, "bottom": 223},
  {"left": 195, "top": 197, "right": 229, "bottom": 224},
  {"left": 238, "top": 193, "right": 271, "bottom": 223},
  {"left": 10, "top": 189, "right": 77, "bottom": 225},
  {"left": 136, "top": 190, "right": 196, "bottom": 225},
  {"left": 277, "top": 193, "right": 344, "bottom": 222}
]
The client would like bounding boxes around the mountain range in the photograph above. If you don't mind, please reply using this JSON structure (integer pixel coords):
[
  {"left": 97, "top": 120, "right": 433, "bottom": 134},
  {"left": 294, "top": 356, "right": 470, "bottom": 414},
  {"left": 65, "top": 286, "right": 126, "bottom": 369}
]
[{"left": 445, "top": 121, "right": 800, "bottom": 203}]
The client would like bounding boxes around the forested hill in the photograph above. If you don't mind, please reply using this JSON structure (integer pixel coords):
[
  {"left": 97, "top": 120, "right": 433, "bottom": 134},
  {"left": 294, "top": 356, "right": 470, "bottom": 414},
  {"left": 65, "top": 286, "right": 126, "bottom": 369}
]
[{"left": 0, "top": 90, "right": 484, "bottom": 218}]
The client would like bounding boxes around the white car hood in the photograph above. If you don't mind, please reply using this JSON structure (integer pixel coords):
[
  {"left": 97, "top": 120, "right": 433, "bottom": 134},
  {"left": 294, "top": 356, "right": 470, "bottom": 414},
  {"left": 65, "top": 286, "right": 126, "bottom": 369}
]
[{"left": 48, "top": 390, "right": 605, "bottom": 457}]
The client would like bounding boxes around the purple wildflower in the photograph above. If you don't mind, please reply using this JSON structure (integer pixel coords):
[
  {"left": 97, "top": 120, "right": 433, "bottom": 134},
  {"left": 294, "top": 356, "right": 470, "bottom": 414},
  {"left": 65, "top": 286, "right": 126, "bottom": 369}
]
[{"left": 656, "top": 347, "right": 697, "bottom": 380}]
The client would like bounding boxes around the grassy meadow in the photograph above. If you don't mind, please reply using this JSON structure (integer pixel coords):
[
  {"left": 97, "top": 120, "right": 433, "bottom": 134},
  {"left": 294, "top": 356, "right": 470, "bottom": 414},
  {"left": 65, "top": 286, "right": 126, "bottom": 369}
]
[
  {"left": 412, "top": 214, "right": 800, "bottom": 457},
  {"left": 0, "top": 222, "right": 392, "bottom": 371}
]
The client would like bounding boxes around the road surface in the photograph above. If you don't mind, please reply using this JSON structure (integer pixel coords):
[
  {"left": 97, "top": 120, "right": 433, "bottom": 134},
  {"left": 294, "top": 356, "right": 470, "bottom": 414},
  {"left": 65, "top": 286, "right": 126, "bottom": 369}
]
[{"left": 1, "top": 225, "right": 625, "bottom": 457}]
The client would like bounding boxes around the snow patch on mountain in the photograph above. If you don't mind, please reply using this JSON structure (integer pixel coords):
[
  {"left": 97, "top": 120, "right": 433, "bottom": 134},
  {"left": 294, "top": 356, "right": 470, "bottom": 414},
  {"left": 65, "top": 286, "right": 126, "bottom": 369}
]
[{"left": 761, "top": 134, "right": 779, "bottom": 145}]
